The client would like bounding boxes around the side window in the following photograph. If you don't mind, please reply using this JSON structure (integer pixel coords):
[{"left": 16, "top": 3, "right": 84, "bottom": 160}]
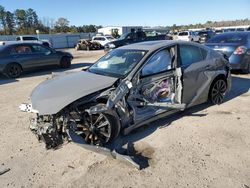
[
  {"left": 179, "top": 45, "right": 204, "bottom": 66},
  {"left": 141, "top": 49, "right": 173, "bottom": 77},
  {"left": 11, "top": 45, "right": 32, "bottom": 54},
  {"left": 200, "top": 48, "right": 208, "bottom": 59},
  {"left": 32, "top": 45, "right": 50, "bottom": 54}
]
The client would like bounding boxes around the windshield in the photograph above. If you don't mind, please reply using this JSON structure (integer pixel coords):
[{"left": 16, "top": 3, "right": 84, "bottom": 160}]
[
  {"left": 119, "top": 33, "right": 129, "bottom": 40},
  {"left": 207, "top": 33, "right": 247, "bottom": 43},
  {"left": 89, "top": 49, "right": 147, "bottom": 78},
  {"left": 106, "top": 36, "right": 114, "bottom": 40},
  {"left": 178, "top": 32, "right": 188, "bottom": 36}
]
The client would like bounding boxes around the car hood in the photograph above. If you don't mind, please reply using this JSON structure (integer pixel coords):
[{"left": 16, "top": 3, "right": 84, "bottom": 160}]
[{"left": 31, "top": 71, "right": 118, "bottom": 115}]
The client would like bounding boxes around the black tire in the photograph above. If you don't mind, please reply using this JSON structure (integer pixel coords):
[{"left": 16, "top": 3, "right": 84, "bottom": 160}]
[
  {"left": 241, "top": 63, "right": 250, "bottom": 74},
  {"left": 4, "top": 63, "right": 22, "bottom": 78},
  {"left": 75, "top": 44, "right": 80, "bottom": 51},
  {"left": 79, "top": 111, "right": 119, "bottom": 146},
  {"left": 208, "top": 78, "right": 227, "bottom": 105},
  {"left": 60, "top": 57, "right": 71, "bottom": 68}
]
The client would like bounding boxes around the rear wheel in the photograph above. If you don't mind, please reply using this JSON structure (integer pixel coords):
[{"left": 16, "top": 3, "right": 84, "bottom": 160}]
[
  {"left": 60, "top": 57, "right": 71, "bottom": 68},
  {"left": 208, "top": 78, "right": 227, "bottom": 105},
  {"left": 242, "top": 63, "right": 250, "bottom": 74},
  {"left": 5, "top": 63, "right": 22, "bottom": 78}
]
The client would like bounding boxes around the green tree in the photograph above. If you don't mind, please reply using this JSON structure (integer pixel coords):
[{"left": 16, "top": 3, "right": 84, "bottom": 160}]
[
  {"left": 54, "top": 17, "right": 70, "bottom": 33},
  {"left": 0, "top": 5, "right": 7, "bottom": 34},
  {"left": 15, "top": 9, "right": 27, "bottom": 34},
  {"left": 5, "top": 11, "right": 15, "bottom": 34},
  {"left": 26, "top": 8, "right": 39, "bottom": 33}
]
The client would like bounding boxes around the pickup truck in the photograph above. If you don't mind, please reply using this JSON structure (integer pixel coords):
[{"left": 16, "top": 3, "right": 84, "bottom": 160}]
[
  {"left": 16, "top": 36, "right": 51, "bottom": 47},
  {"left": 104, "top": 31, "right": 172, "bottom": 51}
]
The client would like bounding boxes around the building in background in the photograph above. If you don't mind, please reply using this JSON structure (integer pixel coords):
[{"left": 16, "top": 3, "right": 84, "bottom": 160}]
[{"left": 97, "top": 26, "right": 142, "bottom": 37}]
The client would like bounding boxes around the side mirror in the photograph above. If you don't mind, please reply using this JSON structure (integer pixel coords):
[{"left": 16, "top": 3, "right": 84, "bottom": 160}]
[
  {"left": 45, "top": 51, "right": 52, "bottom": 55},
  {"left": 82, "top": 66, "right": 90, "bottom": 71}
]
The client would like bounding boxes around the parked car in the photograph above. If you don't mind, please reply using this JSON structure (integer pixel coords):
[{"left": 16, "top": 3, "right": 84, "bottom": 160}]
[
  {"left": 197, "top": 30, "right": 215, "bottom": 43},
  {"left": 177, "top": 31, "right": 200, "bottom": 42},
  {"left": 92, "top": 36, "right": 115, "bottom": 47},
  {"left": 0, "top": 42, "right": 73, "bottom": 78},
  {"left": 223, "top": 28, "right": 236, "bottom": 32},
  {"left": 205, "top": 31, "right": 250, "bottom": 73},
  {"left": 75, "top": 39, "right": 102, "bottom": 51},
  {"left": 215, "top": 29, "right": 223, "bottom": 35},
  {"left": 16, "top": 36, "right": 51, "bottom": 47},
  {"left": 236, "top": 28, "right": 246, "bottom": 32},
  {"left": 104, "top": 31, "right": 171, "bottom": 51},
  {"left": 20, "top": 40, "right": 231, "bottom": 149}
]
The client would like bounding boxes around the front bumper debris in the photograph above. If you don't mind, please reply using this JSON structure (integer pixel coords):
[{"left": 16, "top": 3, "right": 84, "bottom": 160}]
[
  {"left": 19, "top": 103, "right": 39, "bottom": 113},
  {"left": 67, "top": 129, "right": 141, "bottom": 169}
]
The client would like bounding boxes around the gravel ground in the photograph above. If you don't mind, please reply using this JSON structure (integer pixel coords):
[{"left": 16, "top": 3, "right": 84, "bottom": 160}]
[{"left": 0, "top": 49, "right": 249, "bottom": 188}]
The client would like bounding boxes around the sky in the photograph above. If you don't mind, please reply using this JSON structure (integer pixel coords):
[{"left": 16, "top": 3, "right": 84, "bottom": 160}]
[{"left": 0, "top": 0, "right": 249, "bottom": 26}]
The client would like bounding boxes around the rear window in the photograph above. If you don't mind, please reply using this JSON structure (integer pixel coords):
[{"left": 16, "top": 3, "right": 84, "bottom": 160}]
[
  {"left": 93, "top": 37, "right": 105, "bottom": 41},
  {"left": 22, "top": 37, "right": 38, "bottom": 41},
  {"left": 178, "top": 32, "right": 188, "bottom": 36},
  {"left": 207, "top": 33, "right": 247, "bottom": 43}
]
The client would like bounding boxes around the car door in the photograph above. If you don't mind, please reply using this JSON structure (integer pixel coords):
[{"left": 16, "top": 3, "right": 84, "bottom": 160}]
[
  {"left": 127, "top": 45, "right": 185, "bottom": 123},
  {"left": 178, "top": 44, "right": 210, "bottom": 107},
  {"left": 31, "top": 44, "right": 59, "bottom": 66},
  {"left": 9, "top": 44, "right": 42, "bottom": 69}
]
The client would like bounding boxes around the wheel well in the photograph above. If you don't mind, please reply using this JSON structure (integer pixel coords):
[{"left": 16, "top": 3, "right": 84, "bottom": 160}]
[
  {"left": 96, "top": 98, "right": 108, "bottom": 104},
  {"left": 7, "top": 62, "right": 23, "bottom": 71},
  {"left": 208, "top": 74, "right": 227, "bottom": 97},
  {"left": 213, "top": 74, "right": 227, "bottom": 83}
]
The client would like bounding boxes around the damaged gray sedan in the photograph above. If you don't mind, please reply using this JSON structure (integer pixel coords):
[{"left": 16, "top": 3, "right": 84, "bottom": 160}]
[{"left": 20, "top": 41, "right": 231, "bottom": 149}]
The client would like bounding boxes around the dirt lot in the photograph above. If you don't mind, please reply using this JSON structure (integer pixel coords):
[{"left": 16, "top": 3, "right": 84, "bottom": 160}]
[{"left": 0, "top": 49, "right": 250, "bottom": 188}]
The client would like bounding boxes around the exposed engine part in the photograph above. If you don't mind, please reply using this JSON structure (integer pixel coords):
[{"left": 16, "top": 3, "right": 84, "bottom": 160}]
[{"left": 30, "top": 116, "right": 64, "bottom": 149}]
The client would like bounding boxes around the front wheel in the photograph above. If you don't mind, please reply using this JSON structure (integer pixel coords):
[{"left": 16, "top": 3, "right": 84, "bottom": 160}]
[
  {"left": 242, "top": 63, "right": 250, "bottom": 74},
  {"left": 208, "top": 78, "right": 227, "bottom": 105},
  {"left": 77, "top": 111, "right": 118, "bottom": 146},
  {"left": 60, "top": 57, "right": 71, "bottom": 68}
]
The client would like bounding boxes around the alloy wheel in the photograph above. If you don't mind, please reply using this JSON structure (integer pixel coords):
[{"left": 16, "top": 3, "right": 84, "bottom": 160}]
[
  {"left": 211, "top": 79, "right": 227, "bottom": 104},
  {"left": 77, "top": 112, "right": 112, "bottom": 146}
]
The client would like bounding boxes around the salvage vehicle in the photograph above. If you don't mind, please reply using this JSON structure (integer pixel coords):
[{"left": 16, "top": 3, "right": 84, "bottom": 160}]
[
  {"left": 104, "top": 31, "right": 172, "bottom": 51},
  {"left": 205, "top": 31, "right": 250, "bottom": 73},
  {"left": 75, "top": 39, "right": 102, "bottom": 51},
  {"left": 0, "top": 42, "right": 73, "bottom": 78},
  {"left": 20, "top": 41, "right": 231, "bottom": 152}
]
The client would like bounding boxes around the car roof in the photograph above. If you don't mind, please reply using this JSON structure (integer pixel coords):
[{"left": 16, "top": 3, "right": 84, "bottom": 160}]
[
  {"left": 0, "top": 41, "right": 42, "bottom": 46},
  {"left": 216, "top": 31, "right": 250, "bottom": 37},
  {"left": 118, "top": 40, "right": 208, "bottom": 52}
]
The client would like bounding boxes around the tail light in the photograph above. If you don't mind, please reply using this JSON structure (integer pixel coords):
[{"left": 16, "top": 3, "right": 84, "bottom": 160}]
[{"left": 233, "top": 46, "right": 247, "bottom": 55}]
